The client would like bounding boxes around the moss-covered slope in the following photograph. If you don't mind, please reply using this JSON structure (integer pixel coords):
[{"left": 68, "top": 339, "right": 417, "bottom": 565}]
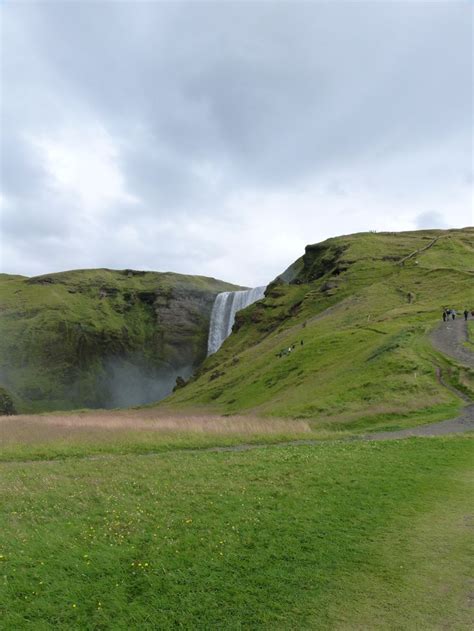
[
  {"left": 0, "top": 269, "right": 240, "bottom": 412},
  {"left": 163, "top": 228, "right": 474, "bottom": 431}
]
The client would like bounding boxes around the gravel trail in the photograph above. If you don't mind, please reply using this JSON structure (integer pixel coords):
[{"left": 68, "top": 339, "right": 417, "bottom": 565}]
[
  {"left": 431, "top": 318, "right": 474, "bottom": 368},
  {"left": 364, "top": 318, "right": 474, "bottom": 440},
  {"left": 366, "top": 404, "right": 474, "bottom": 441}
]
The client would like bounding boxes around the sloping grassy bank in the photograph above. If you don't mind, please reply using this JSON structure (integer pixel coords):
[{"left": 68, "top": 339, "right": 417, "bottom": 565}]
[
  {"left": 0, "top": 436, "right": 472, "bottom": 629},
  {"left": 164, "top": 229, "right": 474, "bottom": 431}
]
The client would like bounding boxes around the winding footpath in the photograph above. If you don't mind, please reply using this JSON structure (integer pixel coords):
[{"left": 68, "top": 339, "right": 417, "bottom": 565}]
[
  {"left": 431, "top": 317, "right": 474, "bottom": 368},
  {"left": 214, "top": 320, "right": 474, "bottom": 447},
  {"left": 216, "top": 319, "right": 474, "bottom": 449},
  {"left": 367, "top": 318, "right": 474, "bottom": 440}
]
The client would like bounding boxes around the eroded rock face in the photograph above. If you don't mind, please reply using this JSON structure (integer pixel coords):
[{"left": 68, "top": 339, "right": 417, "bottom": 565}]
[
  {"left": 301, "top": 243, "right": 348, "bottom": 282},
  {"left": 0, "top": 270, "right": 240, "bottom": 412},
  {"left": 154, "top": 288, "right": 218, "bottom": 367}
]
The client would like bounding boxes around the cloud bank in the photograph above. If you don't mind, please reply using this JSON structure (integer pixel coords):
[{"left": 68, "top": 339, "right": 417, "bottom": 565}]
[{"left": 1, "top": 1, "right": 472, "bottom": 286}]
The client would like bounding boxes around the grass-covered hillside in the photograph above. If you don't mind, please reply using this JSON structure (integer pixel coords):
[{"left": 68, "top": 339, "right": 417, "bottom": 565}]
[
  {"left": 164, "top": 228, "right": 474, "bottom": 432},
  {"left": 0, "top": 269, "right": 240, "bottom": 413}
]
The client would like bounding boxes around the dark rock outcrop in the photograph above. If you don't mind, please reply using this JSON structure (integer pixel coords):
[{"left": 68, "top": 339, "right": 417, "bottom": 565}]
[{"left": 0, "top": 387, "right": 16, "bottom": 415}]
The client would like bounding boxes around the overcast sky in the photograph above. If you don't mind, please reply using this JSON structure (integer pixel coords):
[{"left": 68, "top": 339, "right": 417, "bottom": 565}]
[{"left": 1, "top": 1, "right": 472, "bottom": 287}]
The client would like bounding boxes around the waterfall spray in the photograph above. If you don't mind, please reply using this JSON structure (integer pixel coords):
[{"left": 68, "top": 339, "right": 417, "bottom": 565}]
[{"left": 207, "top": 287, "right": 266, "bottom": 355}]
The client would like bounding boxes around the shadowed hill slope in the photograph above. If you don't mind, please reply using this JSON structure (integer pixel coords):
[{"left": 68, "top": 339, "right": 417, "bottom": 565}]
[
  {"left": 163, "top": 228, "right": 474, "bottom": 432},
  {"left": 0, "top": 269, "right": 241, "bottom": 412}
]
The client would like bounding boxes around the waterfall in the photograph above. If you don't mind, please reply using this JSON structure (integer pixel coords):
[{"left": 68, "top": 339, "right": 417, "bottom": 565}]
[{"left": 207, "top": 286, "right": 266, "bottom": 355}]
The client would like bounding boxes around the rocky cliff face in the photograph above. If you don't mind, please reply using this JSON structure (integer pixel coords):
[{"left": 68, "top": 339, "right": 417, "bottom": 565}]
[{"left": 0, "top": 269, "right": 240, "bottom": 412}]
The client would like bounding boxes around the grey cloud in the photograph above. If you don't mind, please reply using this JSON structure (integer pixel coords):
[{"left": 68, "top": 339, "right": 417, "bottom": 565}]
[
  {"left": 1, "top": 1, "right": 472, "bottom": 284},
  {"left": 415, "top": 211, "right": 449, "bottom": 230},
  {"left": 1, "top": 195, "right": 73, "bottom": 239},
  {"left": 0, "top": 131, "right": 45, "bottom": 197},
  {"left": 8, "top": 2, "right": 470, "bottom": 182}
]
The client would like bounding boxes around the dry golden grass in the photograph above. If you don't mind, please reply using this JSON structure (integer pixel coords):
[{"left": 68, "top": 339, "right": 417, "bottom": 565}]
[{"left": 0, "top": 409, "right": 311, "bottom": 447}]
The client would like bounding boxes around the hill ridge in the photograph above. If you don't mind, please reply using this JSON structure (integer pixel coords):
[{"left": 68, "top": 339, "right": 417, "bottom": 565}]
[{"left": 163, "top": 227, "right": 474, "bottom": 433}]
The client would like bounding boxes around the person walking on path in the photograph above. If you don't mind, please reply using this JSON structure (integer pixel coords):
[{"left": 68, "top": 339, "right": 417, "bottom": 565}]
[
  {"left": 464, "top": 309, "right": 469, "bottom": 321},
  {"left": 451, "top": 309, "right": 456, "bottom": 320},
  {"left": 443, "top": 310, "right": 447, "bottom": 322}
]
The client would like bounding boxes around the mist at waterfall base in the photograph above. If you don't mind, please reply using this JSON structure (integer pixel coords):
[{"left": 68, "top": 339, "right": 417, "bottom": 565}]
[
  {"left": 90, "top": 287, "right": 266, "bottom": 408},
  {"left": 208, "top": 287, "right": 267, "bottom": 355},
  {"left": 99, "top": 357, "right": 193, "bottom": 409}
]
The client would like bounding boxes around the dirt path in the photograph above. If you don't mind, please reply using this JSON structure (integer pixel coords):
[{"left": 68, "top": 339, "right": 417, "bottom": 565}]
[
  {"left": 366, "top": 404, "right": 474, "bottom": 441},
  {"left": 431, "top": 318, "right": 474, "bottom": 368},
  {"left": 209, "top": 319, "right": 474, "bottom": 447},
  {"left": 365, "top": 318, "right": 474, "bottom": 440},
  {"left": 199, "top": 409, "right": 474, "bottom": 451}
]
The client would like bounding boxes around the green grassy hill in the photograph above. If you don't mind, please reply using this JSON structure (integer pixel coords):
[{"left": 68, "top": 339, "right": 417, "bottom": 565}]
[
  {"left": 0, "top": 269, "right": 240, "bottom": 412},
  {"left": 164, "top": 228, "right": 474, "bottom": 432}
]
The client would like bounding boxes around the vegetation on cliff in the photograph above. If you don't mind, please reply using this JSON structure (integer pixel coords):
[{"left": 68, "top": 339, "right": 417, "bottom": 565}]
[
  {"left": 0, "top": 269, "right": 240, "bottom": 412},
  {"left": 0, "top": 386, "right": 16, "bottom": 416}
]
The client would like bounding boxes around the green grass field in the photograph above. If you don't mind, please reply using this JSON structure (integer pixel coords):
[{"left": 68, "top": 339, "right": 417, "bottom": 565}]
[{"left": 1, "top": 436, "right": 472, "bottom": 629}]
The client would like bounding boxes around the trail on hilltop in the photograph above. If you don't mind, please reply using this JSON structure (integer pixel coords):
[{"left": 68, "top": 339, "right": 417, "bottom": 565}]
[{"left": 431, "top": 319, "right": 474, "bottom": 368}]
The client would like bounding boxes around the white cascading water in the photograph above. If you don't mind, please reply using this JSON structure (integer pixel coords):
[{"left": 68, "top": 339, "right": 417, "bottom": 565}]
[{"left": 207, "top": 286, "right": 266, "bottom": 355}]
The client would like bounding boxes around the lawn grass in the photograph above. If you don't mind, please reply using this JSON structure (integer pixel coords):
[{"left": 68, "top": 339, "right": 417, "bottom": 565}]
[{"left": 0, "top": 436, "right": 472, "bottom": 629}]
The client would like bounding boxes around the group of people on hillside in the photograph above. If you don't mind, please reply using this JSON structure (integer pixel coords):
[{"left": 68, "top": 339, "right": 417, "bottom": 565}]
[
  {"left": 443, "top": 308, "right": 472, "bottom": 322},
  {"left": 277, "top": 340, "right": 304, "bottom": 358}
]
